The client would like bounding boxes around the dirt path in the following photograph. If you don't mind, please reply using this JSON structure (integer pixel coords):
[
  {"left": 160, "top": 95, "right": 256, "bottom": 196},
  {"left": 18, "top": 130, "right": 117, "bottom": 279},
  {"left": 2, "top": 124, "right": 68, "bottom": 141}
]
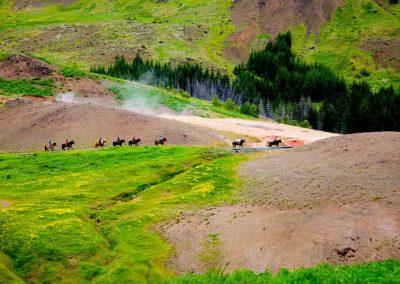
[
  {"left": 159, "top": 115, "right": 338, "bottom": 146},
  {"left": 0, "top": 99, "right": 225, "bottom": 152}
]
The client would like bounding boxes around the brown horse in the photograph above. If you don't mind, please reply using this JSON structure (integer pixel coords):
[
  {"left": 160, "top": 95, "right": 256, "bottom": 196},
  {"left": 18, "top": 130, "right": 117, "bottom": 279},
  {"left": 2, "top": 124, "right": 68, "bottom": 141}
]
[
  {"left": 95, "top": 141, "right": 106, "bottom": 148},
  {"left": 268, "top": 139, "right": 282, "bottom": 147},
  {"left": 113, "top": 139, "right": 125, "bottom": 146},
  {"left": 45, "top": 143, "right": 57, "bottom": 151},
  {"left": 129, "top": 138, "right": 141, "bottom": 146},
  {"left": 155, "top": 137, "right": 167, "bottom": 146},
  {"left": 62, "top": 140, "right": 75, "bottom": 150}
]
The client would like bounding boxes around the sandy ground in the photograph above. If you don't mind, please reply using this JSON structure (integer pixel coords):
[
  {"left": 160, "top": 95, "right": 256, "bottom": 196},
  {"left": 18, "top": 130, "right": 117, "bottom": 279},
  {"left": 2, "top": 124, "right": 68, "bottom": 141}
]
[
  {"left": 159, "top": 114, "right": 337, "bottom": 146},
  {"left": 162, "top": 132, "right": 400, "bottom": 274}
]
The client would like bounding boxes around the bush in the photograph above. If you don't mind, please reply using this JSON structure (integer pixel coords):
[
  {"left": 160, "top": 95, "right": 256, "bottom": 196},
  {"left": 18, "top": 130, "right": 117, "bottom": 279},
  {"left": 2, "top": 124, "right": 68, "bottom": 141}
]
[
  {"left": 240, "top": 102, "right": 259, "bottom": 117},
  {"left": 212, "top": 95, "right": 221, "bottom": 107},
  {"left": 61, "top": 65, "right": 85, "bottom": 78},
  {"left": 299, "top": 119, "right": 312, "bottom": 129},
  {"left": 224, "top": 99, "right": 237, "bottom": 111}
]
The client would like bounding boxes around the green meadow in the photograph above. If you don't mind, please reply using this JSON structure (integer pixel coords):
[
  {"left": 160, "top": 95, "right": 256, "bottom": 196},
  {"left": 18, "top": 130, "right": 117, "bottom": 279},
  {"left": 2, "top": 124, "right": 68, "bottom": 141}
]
[{"left": 0, "top": 146, "right": 245, "bottom": 282}]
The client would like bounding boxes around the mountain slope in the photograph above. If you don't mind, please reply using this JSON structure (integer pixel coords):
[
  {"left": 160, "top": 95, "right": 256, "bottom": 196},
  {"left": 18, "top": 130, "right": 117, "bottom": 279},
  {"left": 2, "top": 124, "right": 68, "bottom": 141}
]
[{"left": 0, "top": 0, "right": 399, "bottom": 89}]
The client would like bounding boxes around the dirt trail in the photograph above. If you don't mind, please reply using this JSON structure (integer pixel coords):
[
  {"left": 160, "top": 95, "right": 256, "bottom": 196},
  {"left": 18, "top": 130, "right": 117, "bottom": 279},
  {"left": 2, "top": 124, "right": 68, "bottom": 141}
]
[
  {"left": 162, "top": 132, "right": 400, "bottom": 274},
  {"left": 159, "top": 115, "right": 337, "bottom": 146},
  {"left": 0, "top": 99, "right": 225, "bottom": 152}
]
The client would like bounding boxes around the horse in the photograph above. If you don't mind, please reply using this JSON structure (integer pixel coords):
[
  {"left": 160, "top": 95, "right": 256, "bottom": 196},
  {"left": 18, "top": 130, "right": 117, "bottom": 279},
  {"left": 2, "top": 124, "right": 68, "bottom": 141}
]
[
  {"left": 155, "top": 137, "right": 167, "bottom": 146},
  {"left": 232, "top": 139, "right": 246, "bottom": 149},
  {"left": 95, "top": 141, "right": 106, "bottom": 148},
  {"left": 45, "top": 143, "right": 57, "bottom": 151},
  {"left": 113, "top": 139, "right": 125, "bottom": 146},
  {"left": 268, "top": 139, "right": 282, "bottom": 147},
  {"left": 128, "top": 138, "right": 141, "bottom": 146},
  {"left": 62, "top": 140, "right": 75, "bottom": 150}
]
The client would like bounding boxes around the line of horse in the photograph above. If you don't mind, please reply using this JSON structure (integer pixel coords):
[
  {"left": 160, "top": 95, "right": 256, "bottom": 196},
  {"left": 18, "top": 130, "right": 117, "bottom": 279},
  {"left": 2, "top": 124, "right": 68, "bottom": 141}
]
[
  {"left": 232, "top": 138, "right": 282, "bottom": 149},
  {"left": 45, "top": 137, "right": 168, "bottom": 151}
]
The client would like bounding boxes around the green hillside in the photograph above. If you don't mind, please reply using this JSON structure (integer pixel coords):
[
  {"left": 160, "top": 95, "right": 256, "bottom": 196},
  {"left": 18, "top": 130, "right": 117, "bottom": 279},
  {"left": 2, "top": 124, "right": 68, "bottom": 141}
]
[
  {"left": 0, "top": 0, "right": 398, "bottom": 89},
  {"left": 292, "top": 0, "right": 400, "bottom": 90}
]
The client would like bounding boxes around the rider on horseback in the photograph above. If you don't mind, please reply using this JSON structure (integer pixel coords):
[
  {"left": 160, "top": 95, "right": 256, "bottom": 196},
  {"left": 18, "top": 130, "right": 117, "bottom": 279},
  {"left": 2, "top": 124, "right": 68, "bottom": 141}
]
[
  {"left": 99, "top": 137, "right": 104, "bottom": 145},
  {"left": 159, "top": 135, "right": 164, "bottom": 143}
]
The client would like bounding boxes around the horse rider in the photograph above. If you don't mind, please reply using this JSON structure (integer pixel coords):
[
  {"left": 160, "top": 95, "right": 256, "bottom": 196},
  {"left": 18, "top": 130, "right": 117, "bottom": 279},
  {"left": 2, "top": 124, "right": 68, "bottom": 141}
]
[
  {"left": 65, "top": 138, "right": 69, "bottom": 145},
  {"left": 159, "top": 135, "right": 164, "bottom": 143},
  {"left": 48, "top": 139, "right": 53, "bottom": 147},
  {"left": 117, "top": 136, "right": 120, "bottom": 143},
  {"left": 99, "top": 137, "right": 104, "bottom": 145}
]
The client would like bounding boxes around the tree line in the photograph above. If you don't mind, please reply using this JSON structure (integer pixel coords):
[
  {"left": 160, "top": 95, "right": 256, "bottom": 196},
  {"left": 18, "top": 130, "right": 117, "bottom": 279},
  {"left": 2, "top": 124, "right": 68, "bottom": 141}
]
[{"left": 91, "top": 32, "right": 400, "bottom": 133}]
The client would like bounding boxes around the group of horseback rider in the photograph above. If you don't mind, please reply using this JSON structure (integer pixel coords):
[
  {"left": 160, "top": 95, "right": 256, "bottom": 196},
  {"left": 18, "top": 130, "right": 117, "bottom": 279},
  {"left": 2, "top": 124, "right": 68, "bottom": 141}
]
[{"left": 45, "top": 135, "right": 167, "bottom": 151}]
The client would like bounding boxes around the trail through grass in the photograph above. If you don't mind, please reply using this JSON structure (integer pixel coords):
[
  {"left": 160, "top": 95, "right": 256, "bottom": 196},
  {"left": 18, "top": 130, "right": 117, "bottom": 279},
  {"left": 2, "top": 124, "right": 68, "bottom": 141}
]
[{"left": 0, "top": 146, "right": 244, "bottom": 282}]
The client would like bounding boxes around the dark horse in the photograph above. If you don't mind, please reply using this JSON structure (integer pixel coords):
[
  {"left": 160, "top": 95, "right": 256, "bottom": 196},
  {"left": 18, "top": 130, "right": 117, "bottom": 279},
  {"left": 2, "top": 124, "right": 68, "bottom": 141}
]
[
  {"left": 268, "top": 139, "right": 282, "bottom": 147},
  {"left": 129, "top": 138, "right": 141, "bottom": 146},
  {"left": 95, "top": 141, "right": 106, "bottom": 148},
  {"left": 113, "top": 139, "right": 125, "bottom": 146},
  {"left": 232, "top": 139, "right": 246, "bottom": 149},
  {"left": 62, "top": 141, "right": 75, "bottom": 150},
  {"left": 45, "top": 143, "right": 57, "bottom": 151},
  {"left": 155, "top": 137, "right": 167, "bottom": 146}
]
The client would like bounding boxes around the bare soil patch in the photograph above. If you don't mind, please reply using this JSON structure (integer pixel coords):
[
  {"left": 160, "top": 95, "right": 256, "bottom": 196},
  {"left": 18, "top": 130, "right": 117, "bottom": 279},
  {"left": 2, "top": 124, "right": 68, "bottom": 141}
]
[
  {"left": 225, "top": 0, "right": 343, "bottom": 61},
  {"left": 163, "top": 203, "right": 400, "bottom": 273},
  {"left": 0, "top": 54, "right": 54, "bottom": 80},
  {"left": 361, "top": 38, "right": 400, "bottom": 71},
  {"left": 241, "top": 132, "right": 400, "bottom": 208},
  {"left": 0, "top": 99, "right": 225, "bottom": 152},
  {"left": 0, "top": 200, "right": 11, "bottom": 208},
  {"left": 162, "top": 132, "right": 400, "bottom": 274},
  {"left": 159, "top": 115, "right": 337, "bottom": 146},
  {"left": 13, "top": 0, "right": 75, "bottom": 10}
]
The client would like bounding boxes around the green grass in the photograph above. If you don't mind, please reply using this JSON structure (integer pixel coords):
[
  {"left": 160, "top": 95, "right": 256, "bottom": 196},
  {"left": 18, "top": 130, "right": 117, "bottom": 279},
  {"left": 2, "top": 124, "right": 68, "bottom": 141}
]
[
  {"left": 168, "top": 260, "right": 400, "bottom": 283},
  {"left": 291, "top": 0, "right": 400, "bottom": 90},
  {"left": 0, "top": 0, "right": 234, "bottom": 71},
  {"left": 0, "top": 146, "right": 245, "bottom": 282},
  {"left": 109, "top": 79, "right": 254, "bottom": 118},
  {"left": 0, "top": 78, "right": 54, "bottom": 97}
]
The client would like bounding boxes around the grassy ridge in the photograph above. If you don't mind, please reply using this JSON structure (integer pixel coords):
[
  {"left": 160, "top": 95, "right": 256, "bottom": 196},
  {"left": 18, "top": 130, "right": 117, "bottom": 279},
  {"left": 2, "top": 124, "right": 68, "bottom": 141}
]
[{"left": 0, "top": 147, "right": 245, "bottom": 282}]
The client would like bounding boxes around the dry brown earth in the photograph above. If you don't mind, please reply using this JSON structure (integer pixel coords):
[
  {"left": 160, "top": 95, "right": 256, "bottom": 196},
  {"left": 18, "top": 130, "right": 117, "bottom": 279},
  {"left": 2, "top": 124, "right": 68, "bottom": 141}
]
[{"left": 162, "top": 132, "right": 400, "bottom": 274}]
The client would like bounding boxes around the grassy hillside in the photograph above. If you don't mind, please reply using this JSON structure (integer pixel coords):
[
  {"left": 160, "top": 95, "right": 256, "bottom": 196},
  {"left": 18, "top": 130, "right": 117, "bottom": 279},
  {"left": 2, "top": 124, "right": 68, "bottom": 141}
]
[
  {"left": 0, "top": 146, "right": 245, "bottom": 282},
  {"left": 109, "top": 80, "right": 253, "bottom": 119},
  {"left": 1, "top": 1, "right": 398, "bottom": 90},
  {"left": 0, "top": 0, "right": 234, "bottom": 71},
  {"left": 292, "top": 0, "right": 400, "bottom": 90}
]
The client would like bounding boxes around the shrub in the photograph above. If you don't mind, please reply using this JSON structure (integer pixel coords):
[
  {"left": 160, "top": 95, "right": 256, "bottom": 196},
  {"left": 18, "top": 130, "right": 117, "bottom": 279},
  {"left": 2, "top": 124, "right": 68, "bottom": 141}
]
[
  {"left": 224, "top": 99, "right": 237, "bottom": 111},
  {"left": 212, "top": 95, "right": 221, "bottom": 107},
  {"left": 61, "top": 65, "right": 85, "bottom": 78}
]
